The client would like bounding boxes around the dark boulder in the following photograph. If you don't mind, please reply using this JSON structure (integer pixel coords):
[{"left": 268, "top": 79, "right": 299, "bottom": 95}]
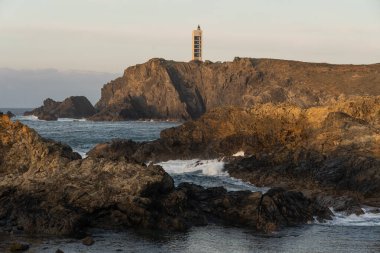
[
  {"left": 162, "top": 184, "right": 332, "bottom": 232},
  {"left": 24, "top": 96, "right": 96, "bottom": 120},
  {"left": 86, "top": 139, "right": 142, "bottom": 162},
  {"left": 6, "top": 111, "right": 15, "bottom": 118}
]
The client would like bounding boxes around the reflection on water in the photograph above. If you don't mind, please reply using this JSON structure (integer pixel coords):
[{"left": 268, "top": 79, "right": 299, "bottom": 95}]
[{"left": 1, "top": 224, "right": 380, "bottom": 253}]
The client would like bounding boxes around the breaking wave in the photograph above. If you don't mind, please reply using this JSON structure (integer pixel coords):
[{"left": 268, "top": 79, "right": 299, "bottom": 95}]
[
  {"left": 318, "top": 207, "right": 380, "bottom": 227},
  {"left": 157, "top": 159, "right": 268, "bottom": 192},
  {"left": 15, "top": 115, "right": 86, "bottom": 122}
]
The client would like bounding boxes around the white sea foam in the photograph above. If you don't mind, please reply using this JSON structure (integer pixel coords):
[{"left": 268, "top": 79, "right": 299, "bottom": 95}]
[
  {"left": 157, "top": 159, "right": 269, "bottom": 192},
  {"left": 233, "top": 151, "right": 245, "bottom": 157},
  {"left": 157, "top": 159, "right": 226, "bottom": 176},
  {"left": 17, "top": 115, "right": 39, "bottom": 121},
  {"left": 318, "top": 207, "right": 380, "bottom": 227},
  {"left": 57, "top": 118, "right": 87, "bottom": 122},
  {"left": 15, "top": 116, "right": 86, "bottom": 122},
  {"left": 74, "top": 150, "right": 88, "bottom": 159}
]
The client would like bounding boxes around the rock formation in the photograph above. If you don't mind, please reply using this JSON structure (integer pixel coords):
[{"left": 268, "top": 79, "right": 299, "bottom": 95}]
[
  {"left": 0, "top": 111, "right": 15, "bottom": 118},
  {"left": 0, "top": 115, "right": 330, "bottom": 235},
  {"left": 88, "top": 96, "right": 380, "bottom": 212},
  {"left": 24, "top": 96, "right": 96, "bottom": 120},
  {"left": 91, "top": 58, "right": 380, "bottom": 121}
]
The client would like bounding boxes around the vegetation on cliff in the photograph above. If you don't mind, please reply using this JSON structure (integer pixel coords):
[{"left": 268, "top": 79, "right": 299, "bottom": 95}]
[{"left": 24, "top": 96, "right": 96, "bottom": 121}]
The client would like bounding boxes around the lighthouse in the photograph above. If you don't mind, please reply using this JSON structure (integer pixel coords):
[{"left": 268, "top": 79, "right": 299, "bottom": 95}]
[{"left": 192, "top": 25, "right": 203, "bottom": 61}]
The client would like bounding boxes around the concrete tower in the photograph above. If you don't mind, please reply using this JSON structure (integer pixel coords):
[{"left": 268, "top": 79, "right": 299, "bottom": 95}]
[{"left": 192, "top": 25, "right": 202, "bottom": 61}]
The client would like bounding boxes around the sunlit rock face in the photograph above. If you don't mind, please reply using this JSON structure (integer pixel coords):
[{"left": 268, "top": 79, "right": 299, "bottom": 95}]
[
  {"left": 92, "top": 57, "right": 380, "bottom": 121},
  {"left": 88, "top": 96, "right": 380, "bottom": 213}
]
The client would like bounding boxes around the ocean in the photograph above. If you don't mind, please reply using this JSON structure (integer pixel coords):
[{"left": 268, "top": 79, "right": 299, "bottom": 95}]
[{"left": 1, "top": 109, "right": 380, "bottom": 253}]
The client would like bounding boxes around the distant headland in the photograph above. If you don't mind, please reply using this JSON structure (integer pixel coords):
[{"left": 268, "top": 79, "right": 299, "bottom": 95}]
[{"left": 26, "top": 57, "right": 380, "bottom": 121}]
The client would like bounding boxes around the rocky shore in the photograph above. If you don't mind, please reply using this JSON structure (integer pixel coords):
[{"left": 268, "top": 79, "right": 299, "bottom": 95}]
[
  {"left": 88, "top": 96, "right": 380, "bottom": 214},
  {"left": 0, "top": 114, "right": 331, "bottom": 237},
  {"left": 24, "top": 96, "right": 96, "bottom": 121},
  {"left": 4, "top": 57, "right": 380, "bottom": 242}
]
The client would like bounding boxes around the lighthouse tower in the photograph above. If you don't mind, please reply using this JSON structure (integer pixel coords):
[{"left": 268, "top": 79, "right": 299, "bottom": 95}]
[{"left": 192, "top": 25, "right": 203, "bottom": 61}]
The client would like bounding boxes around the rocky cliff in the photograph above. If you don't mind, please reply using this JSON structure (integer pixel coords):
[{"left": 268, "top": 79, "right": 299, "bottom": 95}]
[
  {"left": 25, "top": 96, "right": 96, "bottom": 120},
  {"left": 91, "top": 58, "right": 380, "bottom": 120}
]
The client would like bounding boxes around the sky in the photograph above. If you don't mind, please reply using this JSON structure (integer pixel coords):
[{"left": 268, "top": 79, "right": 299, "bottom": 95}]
[
  {"left": 0, "top": 0, "right": 380, "bottom": 107},
  {"left": 0, "top": 68, "right": 118, "bottom": 108}
]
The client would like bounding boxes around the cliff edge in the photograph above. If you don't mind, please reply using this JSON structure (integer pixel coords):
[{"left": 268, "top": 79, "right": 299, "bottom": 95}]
[{"left": 91, "top": 58, "right": 380, "bottom": 121}]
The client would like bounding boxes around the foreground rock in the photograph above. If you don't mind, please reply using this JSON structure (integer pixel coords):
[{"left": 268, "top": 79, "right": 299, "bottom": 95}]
[
  {"left": 0, "top": 115, "right": 330, "bottom": 235},
  {"left": 88, "top": 96, "right": 380, "bottom": 212},
  {"left": 91, "top": 58, "right": 380, "bottom": 121},
  {"left": 24, "top": 96, "right": 96, "bottom": 120}
]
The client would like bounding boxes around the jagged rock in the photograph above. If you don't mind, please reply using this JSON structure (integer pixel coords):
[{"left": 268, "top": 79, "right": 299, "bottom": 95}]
[
  {"left": 0, "top": 114, "right": 174, "bottom": 234},
  {"left": 90, "top": 96, "right": 380, "bottom": 161},
  {"left": 91, "top": 58, "right": 380, "bottom": 121},
  {"left": 164, "top": 184, "right": 332, "bottom": 233},
  {"left": 6, "top": 111, "right": 15, "bottom": 118},
  {"left": 88, "top": 96, "right": 380, "bottom": 211},
  {"left": 24, "top": 96, "right": 96, "bottom": 120},
  {"left": 86, "top": 139, "right": 141, "bottom": 162},
  {"left": 0, "top": 114, "right": 330, "bottom": 235}
]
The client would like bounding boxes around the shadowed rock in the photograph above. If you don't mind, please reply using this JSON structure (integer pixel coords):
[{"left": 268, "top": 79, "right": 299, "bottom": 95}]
[
  {"left": 88, "top": 96, "right": 380, "bottom": 213},
  {"left": 24, "top": 96, "right": 96, "bottom": 120},
  {"left": 0, "top": 115, "right": 330, "bottom": 235}
]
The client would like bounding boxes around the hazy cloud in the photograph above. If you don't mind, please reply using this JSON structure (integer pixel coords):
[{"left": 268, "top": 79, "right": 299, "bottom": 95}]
[
  {"left": 0, "top": 68, "right": 119, "bottom": 107},
  {"left": 0, "top": 0, "right": 379, "bottom": 107}
]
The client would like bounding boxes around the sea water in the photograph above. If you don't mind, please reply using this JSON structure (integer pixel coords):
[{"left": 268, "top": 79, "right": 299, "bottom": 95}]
[{"left": 0, "top": 110, "right": 379, "bottom": 253}]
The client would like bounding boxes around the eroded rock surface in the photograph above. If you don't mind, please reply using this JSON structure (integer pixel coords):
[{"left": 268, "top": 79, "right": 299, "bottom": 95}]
[
  {"left": 91, "top": 58, "right": 380, "bottom": 120},
  {"left": 0, "top": 115, "right": 328, "bottom": 235},
  {"left": 88, "top": 96, "right": 380, "bottom": 212},
  {"left": 24, "top": 96, "right": 96, "bottom": 120}
]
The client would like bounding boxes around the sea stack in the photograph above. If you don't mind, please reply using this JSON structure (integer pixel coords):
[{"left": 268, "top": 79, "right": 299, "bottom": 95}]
[{"left": 25, "top": 96, "right": 96, "bottom": 120}]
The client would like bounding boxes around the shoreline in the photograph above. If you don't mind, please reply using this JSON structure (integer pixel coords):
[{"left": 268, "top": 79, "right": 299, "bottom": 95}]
[{"left": 1, "top": 100, "right": 380, "bottom": 251}]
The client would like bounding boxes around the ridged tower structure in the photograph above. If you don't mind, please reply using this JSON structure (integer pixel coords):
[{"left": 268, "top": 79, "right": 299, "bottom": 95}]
[{"left": 192, "top": 25, "right": 203, "bottom": 61}]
